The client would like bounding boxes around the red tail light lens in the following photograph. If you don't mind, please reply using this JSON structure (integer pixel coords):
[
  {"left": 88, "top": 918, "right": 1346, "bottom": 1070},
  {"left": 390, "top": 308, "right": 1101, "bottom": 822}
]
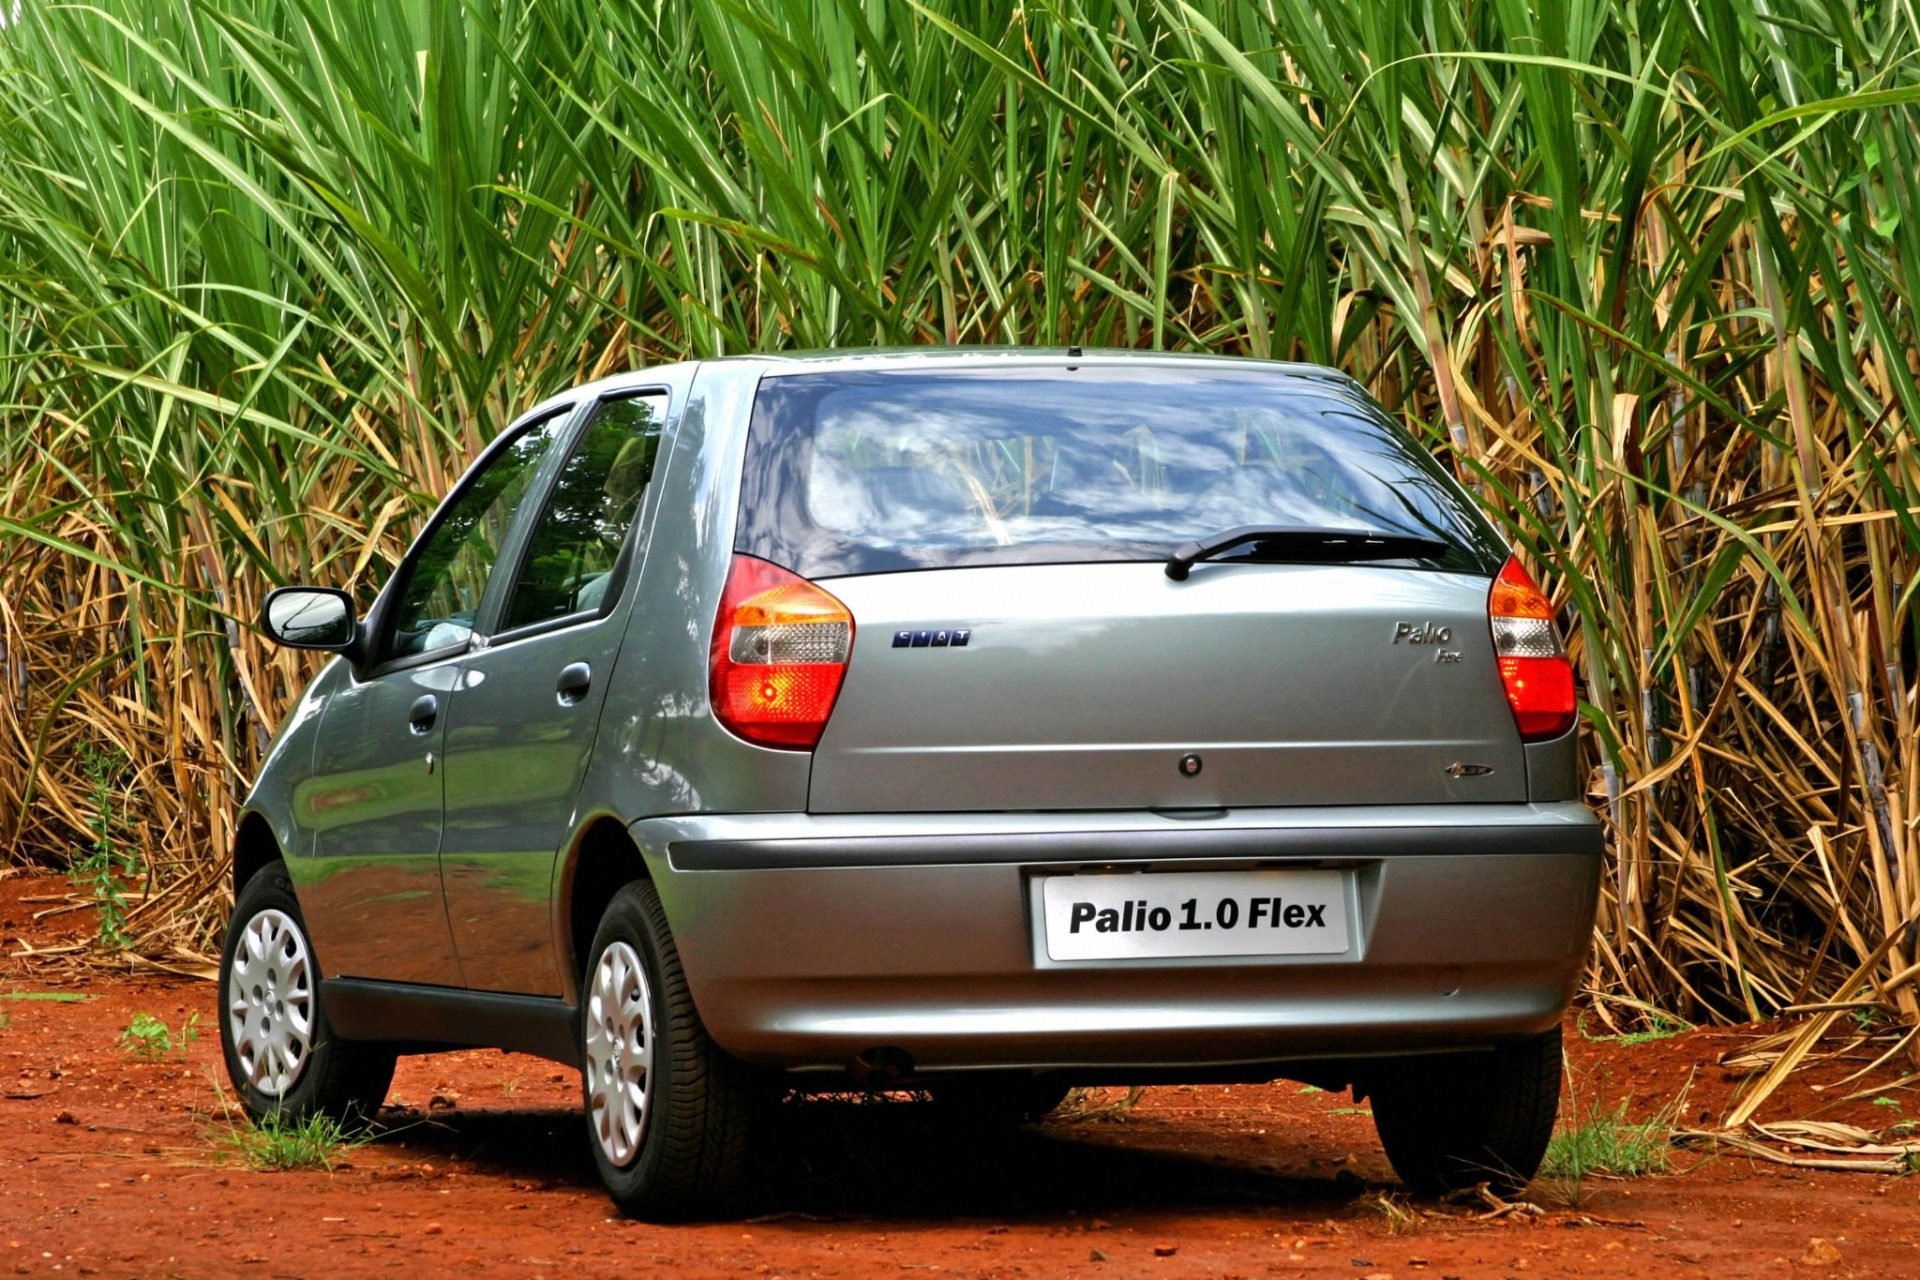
[
  {"left": 709, "top": 555, "right": 854, "bottom": 749},
  {"left": 1489, "top": 556, "right": 1576, "bottom": 741}
]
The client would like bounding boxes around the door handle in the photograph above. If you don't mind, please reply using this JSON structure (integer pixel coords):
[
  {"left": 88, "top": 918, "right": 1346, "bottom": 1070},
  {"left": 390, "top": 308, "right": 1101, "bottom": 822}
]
[
  {"left": 407, "top": 693, "right": 439, "bottom": 734},
  {"left": 555, "top": 662, "right": 593, "bottom": 706}
]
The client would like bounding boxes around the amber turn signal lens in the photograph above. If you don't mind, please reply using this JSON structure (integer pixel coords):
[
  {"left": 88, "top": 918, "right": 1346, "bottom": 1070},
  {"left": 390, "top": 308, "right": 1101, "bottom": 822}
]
[{"left": 1489, "top": 555, "right": 1556, "bottom": 619}]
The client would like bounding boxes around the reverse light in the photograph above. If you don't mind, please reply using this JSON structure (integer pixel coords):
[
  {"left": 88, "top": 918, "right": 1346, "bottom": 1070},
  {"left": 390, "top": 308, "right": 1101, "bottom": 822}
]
[
  {"left": 709, "top": 554, "right": 854, "bottom": 749},
  {"left": 1489, "top": 556, "right": 1576, "bottom": 741}
]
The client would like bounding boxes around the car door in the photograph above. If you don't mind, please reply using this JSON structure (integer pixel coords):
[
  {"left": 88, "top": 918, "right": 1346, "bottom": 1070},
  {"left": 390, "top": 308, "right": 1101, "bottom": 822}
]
[
  {"left": 296, "top": 407, "right": 576, "bottom": 986},
  {"left": 437, "top": 390, "right": 671, "bottom": 995}
]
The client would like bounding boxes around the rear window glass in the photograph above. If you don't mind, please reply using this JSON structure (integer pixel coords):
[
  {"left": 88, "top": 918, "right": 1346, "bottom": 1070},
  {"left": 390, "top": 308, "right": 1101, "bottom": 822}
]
[{"left": 735, "top": 366, "right": 1503, "bottom": 578}]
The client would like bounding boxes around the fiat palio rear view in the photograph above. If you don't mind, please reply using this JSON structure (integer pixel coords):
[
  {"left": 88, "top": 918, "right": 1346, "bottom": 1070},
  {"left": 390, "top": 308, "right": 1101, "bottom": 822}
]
[{"left": 224, "top": 351, "right": 1599, "bottom": 1220}]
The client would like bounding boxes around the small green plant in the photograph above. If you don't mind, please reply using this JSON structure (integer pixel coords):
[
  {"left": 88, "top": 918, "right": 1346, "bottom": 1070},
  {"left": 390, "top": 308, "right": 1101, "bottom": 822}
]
[
  {"left": 215, "top": 1109, "right": 369, "bottom": 1172},
  {"left": 202, "top": 1071, "right": 387, "bottom": 1171},
  {"left": 1541, "top": 1097, "right": 1675, "bottom": 1187},
  {"left": 1872, "top": 1095, "right": 1902, "bottom": 1111},
  {"left": 1576, "top": 1009, "right": 1693, "bottom": 1047},
  {"left": 69, "top": 746, "right": 137, "bottom": 949},
  {"left": 121, "top": 1011, "right": 199, "bottom": 1059}
]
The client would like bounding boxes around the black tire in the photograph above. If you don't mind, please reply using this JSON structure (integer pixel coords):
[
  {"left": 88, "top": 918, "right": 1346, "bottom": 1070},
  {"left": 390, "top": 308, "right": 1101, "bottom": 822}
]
[
  {"left": 580, "top": 880, "right": 754, "bottom": 1221},
  {"left": 928, "top": 1074, "right": 1074, "bottom": 1126},
  {"left": 1369, "top": 1027, "right": 1562, "bottom": 1198},
  {"left": 217, "top": 860, "right": 395, "bottom": 1127}
]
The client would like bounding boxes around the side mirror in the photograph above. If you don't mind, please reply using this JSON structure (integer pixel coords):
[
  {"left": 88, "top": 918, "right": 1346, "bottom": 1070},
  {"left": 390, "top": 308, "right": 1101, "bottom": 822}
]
[{"left": 261, "top": 586, "right": 359, "bottom": 652}]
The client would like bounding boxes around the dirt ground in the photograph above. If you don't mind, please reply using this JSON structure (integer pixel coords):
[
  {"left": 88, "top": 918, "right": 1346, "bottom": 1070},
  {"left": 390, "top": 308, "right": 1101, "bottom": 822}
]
[{"left": 4, "top": 870, "right": 1919, "bottom": 1279}]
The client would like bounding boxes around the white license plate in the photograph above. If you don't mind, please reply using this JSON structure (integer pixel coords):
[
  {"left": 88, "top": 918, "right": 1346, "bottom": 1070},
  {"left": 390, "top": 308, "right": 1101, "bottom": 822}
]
[{"left": 1040, "top": 870, "right": 1351, "bottom": 961}]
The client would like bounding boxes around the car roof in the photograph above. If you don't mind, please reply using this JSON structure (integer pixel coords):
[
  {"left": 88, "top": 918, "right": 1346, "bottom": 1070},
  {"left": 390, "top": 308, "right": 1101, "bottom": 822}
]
[
  {"left": 731, "top": 347, "right": 1342, "bottom": 376},
  {"left": 527, "top": 348, "right": 1357, "bottom": 421}
]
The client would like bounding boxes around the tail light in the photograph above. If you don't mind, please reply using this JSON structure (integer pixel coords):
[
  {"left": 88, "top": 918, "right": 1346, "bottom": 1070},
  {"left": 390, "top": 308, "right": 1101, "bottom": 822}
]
[
  {"left": 709, "top": 554, "right": 854, "bottom": 750},
  {"left": 1489, "top": 556, "right": 1576, "bottom": 741}
]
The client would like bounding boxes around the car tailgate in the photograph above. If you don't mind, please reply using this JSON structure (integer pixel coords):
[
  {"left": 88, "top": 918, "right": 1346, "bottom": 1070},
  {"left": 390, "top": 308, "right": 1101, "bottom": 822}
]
[{"left": 808, "top": 560, "right": 1526, "bottom": 813}]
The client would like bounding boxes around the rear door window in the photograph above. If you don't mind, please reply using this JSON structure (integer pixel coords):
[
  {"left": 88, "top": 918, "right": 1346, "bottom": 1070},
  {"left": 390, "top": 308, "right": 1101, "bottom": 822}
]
[
  {"left": 497, "top": 391, "right": 668, "bottom": 634},
  {"left": 735, "top": 367, "right": 1503, "bottom": 578}
]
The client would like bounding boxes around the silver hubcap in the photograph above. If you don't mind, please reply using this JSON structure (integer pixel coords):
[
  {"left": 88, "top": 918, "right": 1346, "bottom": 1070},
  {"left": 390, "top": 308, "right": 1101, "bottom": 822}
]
[
  {"left": 227, "top": 908, "right": 314, "bottom": 1097},
  {"left": 584, "top": 940, "right": 655, "bottom": 1167}
]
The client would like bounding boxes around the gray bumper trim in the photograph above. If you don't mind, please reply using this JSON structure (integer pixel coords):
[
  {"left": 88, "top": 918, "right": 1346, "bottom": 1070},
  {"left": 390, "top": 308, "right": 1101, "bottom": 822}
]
[{"left": 670, "top": 821, "right": 1604, "bottom": 871}]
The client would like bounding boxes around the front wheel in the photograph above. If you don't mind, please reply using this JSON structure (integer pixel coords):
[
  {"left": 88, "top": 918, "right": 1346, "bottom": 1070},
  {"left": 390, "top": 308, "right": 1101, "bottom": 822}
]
[
  {"left": 580, "top": 880, "right": 755, "bottom": 1220},
  {"left": 1368, "top": 1027, "right": 1562, "bottom": 1198},
  {"left": 217, "top": 861, "right": 395, "bottom": 1125}
]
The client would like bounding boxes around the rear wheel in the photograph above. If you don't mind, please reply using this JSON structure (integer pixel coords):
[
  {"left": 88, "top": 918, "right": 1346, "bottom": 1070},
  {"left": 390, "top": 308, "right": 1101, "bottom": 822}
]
[
  {"left": 1368, "top": 1027, "right": 1562, "bottom": 1198},
  {"left": 218, "top": 861, "right": 395, "bottom": 1126},
  {"left": 581, "top": 880, "right": 754, "bottom": 1220}
]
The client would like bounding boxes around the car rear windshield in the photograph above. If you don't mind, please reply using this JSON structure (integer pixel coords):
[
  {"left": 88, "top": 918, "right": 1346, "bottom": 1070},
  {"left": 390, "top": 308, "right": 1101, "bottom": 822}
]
[{"left": 735, "top": 365, "right": 1505, "bottom": 578}]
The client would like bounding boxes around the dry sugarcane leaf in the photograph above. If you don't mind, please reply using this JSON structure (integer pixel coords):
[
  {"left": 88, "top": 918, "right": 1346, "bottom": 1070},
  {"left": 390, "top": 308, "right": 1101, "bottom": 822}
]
[{"left": 1672, "top": 1128, "right": 1912, "bottom": 1174}]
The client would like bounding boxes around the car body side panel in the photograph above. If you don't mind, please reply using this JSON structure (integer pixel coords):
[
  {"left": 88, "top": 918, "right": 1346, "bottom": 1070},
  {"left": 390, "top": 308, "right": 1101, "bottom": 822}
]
[
  {"left": 439, "top": 612, "right": 630, "bottom": 995},
  {"left": 245, "top": 388, "right": 604, "bottom": 986},
  {"left": 436, "top": 378, "right": 692, "bottom": 997},
  {"left": 238, "top": 661, "right": 336, "bottom": 866},
  {"left": 290, "top": 654, "right": 466, "bottom": 986}
]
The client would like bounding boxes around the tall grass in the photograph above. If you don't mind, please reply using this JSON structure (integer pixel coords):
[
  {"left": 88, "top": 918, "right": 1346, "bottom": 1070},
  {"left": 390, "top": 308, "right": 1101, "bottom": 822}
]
[{"left": 0, "top": 1, "right": 1915, "bottom": 1039}]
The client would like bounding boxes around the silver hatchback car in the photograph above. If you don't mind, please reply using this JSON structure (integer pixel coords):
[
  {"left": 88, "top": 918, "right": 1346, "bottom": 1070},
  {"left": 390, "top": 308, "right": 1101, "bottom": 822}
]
[{"left": 223, "top": 350, "right": 1599, "bottom": 1218}]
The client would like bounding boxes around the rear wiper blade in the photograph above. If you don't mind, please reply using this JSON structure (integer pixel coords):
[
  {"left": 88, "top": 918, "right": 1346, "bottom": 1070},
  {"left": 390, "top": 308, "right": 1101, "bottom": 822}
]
[{"left": 1165, "top": 525, "right": 1449, "bottom": 580}]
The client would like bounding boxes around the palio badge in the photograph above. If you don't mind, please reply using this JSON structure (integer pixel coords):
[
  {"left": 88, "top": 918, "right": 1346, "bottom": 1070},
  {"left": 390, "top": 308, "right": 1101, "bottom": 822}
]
[{"left": 1393, "top": 621, "right": 1463, "bottom": 664}]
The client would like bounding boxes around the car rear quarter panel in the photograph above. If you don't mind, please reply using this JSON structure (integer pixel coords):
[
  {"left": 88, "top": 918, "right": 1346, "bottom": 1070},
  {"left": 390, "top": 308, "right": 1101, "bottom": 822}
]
[
  {"left": 548, "top": 360, "right": 812, "bottom": 992},
  {"left": 1524, "top": 729, "right": 1581, "bottom": 801},
  {"left": 577, "top": 360, "right": 811, "bottom": 828}
]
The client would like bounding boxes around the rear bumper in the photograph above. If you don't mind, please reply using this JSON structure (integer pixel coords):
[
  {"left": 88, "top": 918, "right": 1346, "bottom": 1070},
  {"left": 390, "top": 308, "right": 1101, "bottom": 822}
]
[{"left": 635, "top": 803, "right": 1601, "bottom": 1077}]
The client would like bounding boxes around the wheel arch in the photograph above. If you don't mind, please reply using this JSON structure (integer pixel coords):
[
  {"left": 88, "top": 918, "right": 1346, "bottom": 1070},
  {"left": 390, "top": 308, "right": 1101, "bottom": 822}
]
[
  {"left": 232, "top": 810, "right": 283, "bottom": 897},
  {"left": 556, "top": 814, "right": 654, "bottom": 1003}
]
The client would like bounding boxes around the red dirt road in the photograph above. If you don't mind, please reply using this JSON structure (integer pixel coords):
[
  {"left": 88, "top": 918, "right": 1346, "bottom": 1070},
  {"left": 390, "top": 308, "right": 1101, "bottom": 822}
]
[{"left": 4, "top": 870, "right": 1918, "bottom": 1279}]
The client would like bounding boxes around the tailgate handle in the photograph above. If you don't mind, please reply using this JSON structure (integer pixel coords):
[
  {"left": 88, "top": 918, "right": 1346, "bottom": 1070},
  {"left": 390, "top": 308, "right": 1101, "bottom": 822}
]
[{"left": 555, "top": 662, "right": 593, "bottom": 706}]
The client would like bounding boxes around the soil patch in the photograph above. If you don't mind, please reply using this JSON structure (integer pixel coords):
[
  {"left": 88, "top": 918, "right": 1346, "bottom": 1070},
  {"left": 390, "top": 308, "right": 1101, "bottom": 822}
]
[{"left": 4, "top": 869, "right": 1917, "bottom": 1278}]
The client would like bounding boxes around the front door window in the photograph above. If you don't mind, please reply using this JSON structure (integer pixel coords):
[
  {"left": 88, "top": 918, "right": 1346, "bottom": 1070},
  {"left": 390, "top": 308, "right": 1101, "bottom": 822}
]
[{"left": 384, "top": 412, "right": 571, "bottom": 661}]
